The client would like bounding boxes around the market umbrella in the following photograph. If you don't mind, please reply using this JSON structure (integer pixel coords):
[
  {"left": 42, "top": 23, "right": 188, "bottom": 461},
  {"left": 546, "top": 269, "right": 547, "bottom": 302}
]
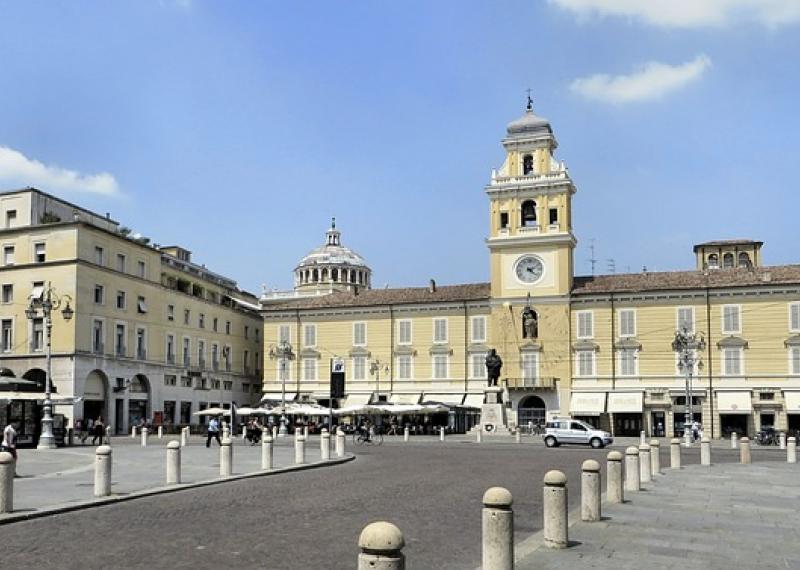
[{"left": 193, "top": 407, "right": 230, "bottom": 416}]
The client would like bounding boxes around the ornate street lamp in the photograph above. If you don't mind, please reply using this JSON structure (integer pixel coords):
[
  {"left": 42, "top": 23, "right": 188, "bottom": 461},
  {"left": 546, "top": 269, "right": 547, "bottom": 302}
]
[
  {"left": 25, "top": 282, "right": 73, "bottom": 449},
  {"left": 370, "top": 359, "right": 389, "bottom": 402},
  {"left": 672, "top": 326, "right": 706, "bottom": 446},
  {"left": 269, "top": 340, "right": 294, "bottom": 436}
]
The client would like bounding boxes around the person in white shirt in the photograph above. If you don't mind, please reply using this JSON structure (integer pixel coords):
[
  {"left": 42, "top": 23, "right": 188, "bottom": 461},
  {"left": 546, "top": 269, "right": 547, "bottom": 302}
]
[
  {"left": 206, "top": 417, "right": 221, "bottom": 447},
  {"left": 2, "top": 421, "right": 18, "bottom": 462}
]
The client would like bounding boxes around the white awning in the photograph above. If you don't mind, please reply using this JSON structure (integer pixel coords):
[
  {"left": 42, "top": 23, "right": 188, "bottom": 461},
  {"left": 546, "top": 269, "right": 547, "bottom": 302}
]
[
  {"left": 137, "top": 299, "right": 147, "bottom": 313},
  {"left": 462, "top": 393, "right": 485, "bottom": 408},
  {"left": 0, "top": 392, "right": 79, "bottom": 405},
  {"left": 260, "top": 392, "right": 297, "bottom": 403},
  {"left": 569, "top": 392, "right": 606, "bottom": 415},
  {"left": 422, "top": 393, "right": 464, "bottom": 406},
  {"left": 342, "top": 393, "right": 373, "bottom": 407},
  {"left": 31, "top": 285, "right": 44, "bottom": 301},
  {"left": 389, "top": 393, "right": 421, "bottom": 405},
  {"left": 717, "top": 391, "right": 752, "bottom": 414},
  {"left": 607, "top": 392, "right": 644, "bottom": 413},
  {"left": 785, "top": 391, "right": 800, "bottom": 413}
]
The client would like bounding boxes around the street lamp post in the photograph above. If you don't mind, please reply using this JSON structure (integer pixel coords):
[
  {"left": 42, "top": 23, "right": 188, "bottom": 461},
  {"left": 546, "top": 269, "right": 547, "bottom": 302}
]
[
  {"left": 25, "top": 282, "right": 73, "bottom": 450},
  {"left": 269, "top": 340, "right": 294, "bottom": 436},
  {"left": 672, "top": 326, "right": 706, "bottom": 447},
  {"left": 370, "top": 359, "right": 388, "bottom": 402}
]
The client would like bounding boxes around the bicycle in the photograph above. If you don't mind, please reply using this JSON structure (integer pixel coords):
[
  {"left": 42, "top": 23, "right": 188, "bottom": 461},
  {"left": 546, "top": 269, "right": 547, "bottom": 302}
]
[{"left": 353, "top": 430, "right": 384, "bottom": 446}]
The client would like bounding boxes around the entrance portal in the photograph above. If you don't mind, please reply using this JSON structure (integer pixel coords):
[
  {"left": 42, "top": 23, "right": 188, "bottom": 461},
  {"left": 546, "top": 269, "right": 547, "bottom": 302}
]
[
  {"left": 614, "top": 413, "right": 643, "bottom": 437},
  {"left": 721, "top": 414, "right": 749, "bottom": 437},
  {"left": 517, "top": 395, "right": 546, "bottom": 431}
]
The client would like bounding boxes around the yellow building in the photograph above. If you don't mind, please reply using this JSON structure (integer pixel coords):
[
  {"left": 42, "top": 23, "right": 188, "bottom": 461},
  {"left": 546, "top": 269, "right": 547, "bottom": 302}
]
[
  {"left": 0, "top": 188, "right": 263, "bottom": 441},
  {"left": 261, "top": 100, "right": 800, "bottom": 439}
]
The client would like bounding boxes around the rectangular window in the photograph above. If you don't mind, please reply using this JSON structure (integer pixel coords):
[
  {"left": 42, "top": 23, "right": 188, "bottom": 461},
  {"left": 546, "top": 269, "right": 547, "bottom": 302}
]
[
  {"left": 167, "top": 304, "right": 174, "bottom": 321},
  {"left": 353, "top": 356, "right": 366, "bottom": 380},
  {"left": 1, "top": 284, "right": 11, "bottom": 304},
  {"left": 619, "top": 349, "right": 637, "bottom": 376},
  {"left": 244, "top": 325, "right": 249, "bottom": 339},
  {"left": 432, "top": 355, "right": 448, "bottom": 379},
  {"left": 115, "top": 324, "right": 126, "bottom": 356},
  {"left": 34, "top": 243, "right": 46, "bottom": 263},
  {"left": 225, "top": 321, "right": 231, "bottom": 335},
  {"left": 116, "top": 253, "right": 126, "bottom": 272},
  {"left": 164, "top": 375, "right": 177, "bottom": 387},
  {"left": 137, "top": 261, "right": 146, "bottom": 278},
  {"left": 5, "top": 210, "right": 16, "bottom": 228},
  {"left": 183, "top": 338, "right": 191, "bottom": 366},
  {"left": 303, "top": 358, "right": 317, "bottom": 381},
  {"left": 92, "top": 320, "right": 104, "bottom": 353},
  {"left": 166, "top": 334, "right": 175, "bottom": 364},
  {"left": 723, "top": 348, "right": 742, "bottom": 375},
  {"left": 722, "top": 305, "right": 741, "bottom": 334},
  {"left": 577, "top": 350, "right": 595, "bottom": 376},
  {"left": 32, "top": 318, "right": 44, "bottom": 350},
  {"left": 243, "top": 350, "right": 250, "bottom": 371},
  {"left": 31, "top": 281, "right": 44, "bottom": 302},
  {"left": 433, "top": 318, "right": 448, "bottom": 343},
  {"left": 397, "top": 320, "right": 412, "bottom": 345},
  {"left": 790, "top": 347, "right": 800, "bottom": 375},
  {"left": 353, "top": 322, "right": 367, "bottom": 346},
  {"left": 137, "top": 296, "right": 147, "bottom": 314},
  {"left": 549, "top": 208, "right": 558, "bottom": 225},
  {"left": 279, "top": 324, "right": 291, "bottom": 343},
  {"left": 1, "top": 319, "right": 13, "bottom": 352},
  {"left": 116, "top": 291, "right": 126, "bottom": 310},
  {"left": 95, "top": 246, "right": 104, "bottom": 266},
  {"left": 471, "top": 316, "right": 486, "bottom": 343},
  {"left": 184, "top": 309, "right": 190, "bottom": 325},
  {"left": 94, "top": 285, "right": 104, "bottom": 304},
  {"left": 471, "top": 354, "right": 487, "bottom": 379},
  {"left": 199, "top": 313, "right": 205, "bottom": 329},
  {"left": 397, "top": 356, "right": 412, "bottom": 380},
  {"left": 577, "top": 311, "right": 594, "bottom": 339},
  {"left": 223, "top": 381, "right": 233, "bottom": 391},
  {"left": 136, "top": 328, "right": 146, "bottom": 359},
  {"left": 677, "top": 307, "right": 695, "bottom": 334},
  {"left": 3, "top": 246, "right": 14, "bottom": 266},
  {"left": 304, "top": 324, "right": 316, "bottom": 347},
  {"left": 522, "top": 353, "right": 538, "bottom": 382},
  {"left": 499, "top": 212, "right": 509, "bottom": 229},
  {"left": 790, "top": 303, "right": 800, "bottom": 332},
  {"left": 212, "top": 317, "right": 218, "bottom": 332},
  {"left": 212, "top": 344, "right": 219, "bottom": 370},
  {"left": 198, "top": 340, "right": 205, "bottom": 368},
  {"left": 619, "top": 309, "right": 636, "bottom": 337}
]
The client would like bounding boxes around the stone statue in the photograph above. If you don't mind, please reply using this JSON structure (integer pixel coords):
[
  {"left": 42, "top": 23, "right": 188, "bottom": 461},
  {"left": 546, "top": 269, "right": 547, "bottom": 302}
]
[
  {"left": 522, "top": 306, "right": 538, "bottom": 339},
  {"left": 485, "top": 349, "right": 503, "bottom": 387}
]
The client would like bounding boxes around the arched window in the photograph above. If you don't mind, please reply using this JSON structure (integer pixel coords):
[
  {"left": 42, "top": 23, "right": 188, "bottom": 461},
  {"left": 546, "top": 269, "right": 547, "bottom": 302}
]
[
  {"left": 332, "top": 268, "right": 339, "bottom": 282},
  {"left": 723, "top": 253, "right": 734, "bottom": 268},
  {"left": 523, "top": 154, "right": 534, "bottom": 175},
  {"left": 321, "top": 268, "right": 328, "bottom": 281},
  {"left": 312, "top": 268, "right": 319, "bottom": 282},
  {"left": 350, "top": 271, "right": 356, "bottom": 284},
  {"left": 738, "top": 252, "right": 751, "bottom": 267},
  {"left": 707, "top": 254, "right": 719, "bottom": 269},
  {"left": 521, "top": 200, "right": 537, "bottom": 227}
]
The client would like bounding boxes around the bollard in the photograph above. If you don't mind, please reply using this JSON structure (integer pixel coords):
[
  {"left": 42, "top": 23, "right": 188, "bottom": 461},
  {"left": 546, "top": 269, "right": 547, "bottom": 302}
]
[
  {"left": 581, "top": 459, "right": 601, "bottom": 522},
  {"left": 639, "top": 444, "right": 652, "bottom": 484},
  {"left": 262, "top": 433, "right": 273, "bottom": 470},
  {"left": 141, "top": 427, "right": 149, "bottom": 447},
  {"left": 158, "top": 426, "right": 163, "bottom": 439},
  {"left": 780, "top": 432, "right": 786, "bottom": 450},
  {"left": 403, "top": 426, "right": 409, "bottom": 442},
  {"left": 242, "top": 426, "right": 247, "bottom": 441},
  {"left": 181, "top": 427, "right": 188, "bottom": 447},
  {"left": 220, "top": 438, "right": 233, "bottom": 476},
  {"left": 94, "top": 445, "right": 112, "bottom": 497},
  {"left": 740, "top": 436, "right": 751, "bottom": 464},
  {"left": 731, "top": 432, "right": 737, "bottom": 449},
  {"left": 336, "top": 428, "right": 345, "bottom": 458},
  {"left": 222, "top": 425, "right": 230, "bottom": 440},
  {"left": 607, "top": 451, "right": 624, "bottom": 504},
  {"left": 0, "top": 452, "right": 14, "bottom": 513},
  {"left": 788, "top": 437, "right": 797, "bottom": 464},
  {"left": 476, "top": 428, "right": 482, "bottom": 443},
  {"left": 166, "top": 440, "right": 181, "bottom": 484},
  {"left": 295, "top": 435, "right": 306, "bottom": 465},
  {"left": 649, "top": 440, "right": 661, "bottom": 476},
  {"left": 440, "top": 426, "right": 445, "bottom": 442},
  {"left": 515, "top": 430, "right": 521, "bottom": 444},
  {"left": 640, "top": 430, "right": 646, "bottom": 445},
  {"left": 701, "top": 437, "right": 711, "bottom": 466},
  {"left": 304, "top": 426, "right": 309, "bottom": 440},
  {"left": 625, "top": 446, "right": 640, "bottom": 492},
  {"left": 670, "top": 438, "right": 681, "bottom": 469},
  {"left": 131, "top": 425, "right": 137, "bottom": 439},
  {"left": 272, "top": 425, "right": 278, "bottom": 440},
  {"left": 321, "top": 429, "right": 331, "bottom": 461},
  {"left": 482, "top": 487, "right": 514, "bottom": 570},
  {"left": 105, "top": 425, "right": 112, "bottom": 446},
  {"left": 543, "top": 470, "right": 568, "bottom": 548},
  {"left": 358, "top": 521, "right": 405, "bottom": 570}
]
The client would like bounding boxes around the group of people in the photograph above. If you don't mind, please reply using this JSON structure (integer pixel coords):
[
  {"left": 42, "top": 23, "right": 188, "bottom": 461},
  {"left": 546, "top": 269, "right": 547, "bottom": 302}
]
[{"left": 75, "top": 417, "right": 107, "bottom": 445}]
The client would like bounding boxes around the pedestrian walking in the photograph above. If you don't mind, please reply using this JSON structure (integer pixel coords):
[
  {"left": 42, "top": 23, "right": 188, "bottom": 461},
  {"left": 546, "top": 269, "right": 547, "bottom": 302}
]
[
  {"left": 2, "top": 420, "right": 18, "bottom": 476},
  {"left": 77, "top": 418, "right": 89, "bottom": 444},
  {"left": 206, "top": 416, "right": 221, "bottom": 447},
  {"left": 92, "top": 416, "right": 105, "bottom": 445},
  {"left": 691, "top": 420, "right": 700, "bottom": 443}
]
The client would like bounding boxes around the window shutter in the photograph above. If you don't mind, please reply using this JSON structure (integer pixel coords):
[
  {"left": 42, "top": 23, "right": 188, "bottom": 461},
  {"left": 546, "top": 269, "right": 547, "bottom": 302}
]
[{"left": 791, "top": 304, "right": 800, "bottom": 331}]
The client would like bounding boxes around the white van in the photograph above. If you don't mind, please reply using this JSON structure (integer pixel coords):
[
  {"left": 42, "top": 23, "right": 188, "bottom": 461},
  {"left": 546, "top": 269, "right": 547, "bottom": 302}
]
[{"left": 542, "top": 418, "right": 613, "bottom": 449}]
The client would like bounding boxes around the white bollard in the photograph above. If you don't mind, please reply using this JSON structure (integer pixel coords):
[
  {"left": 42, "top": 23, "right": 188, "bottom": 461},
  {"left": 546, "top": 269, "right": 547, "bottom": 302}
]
[
  {"left": 321, "top": 429, "right": 331, "bottom": 461},
  {"left": 220, "top": 438, "right": 233, "bottom": 476},
  {"left": 625, "top": 446, "right": 640, "bottom": 492},
  {"left": 440, "top": 426, "right": 445, "bottom": 442},
  {"left": 607, "top": 451, "right": 624, "bottom": 504},
  {"left": 262, "top": 433, "right": 273, "bottom": 470},
  {"left": 295, "top": 436, "right": 306, "bottom": 465},
  {"left": 222, "top": 425, "right": 230, "bottom": 440},
  {"left": 476, "top": 428, "right": 482, "bottom": 443},
  {"left": 272, "top": 425, "right": 278, "bottom": 440},
  {"left": 181, "top": 427, "right": 188, "bottom": 447},
  {"left": 515, "top": 430, "right": 521, "bottom": 444},
  {"left": 141, "top": 427, "right": 149, "bottom": 447},
  {"left": 358, "top": 521, "right": 405, "bottom": 570},
  {"left": 105, "top": 425, "right": 112, "bottom": 446},
  {"left": 780, "top": 432, "right": 786, "bottom": 450},
  {"left": 94, "top": 445, "right": 112, "bottom": 497},
  {"left": 131, "top": 425, "right": 137, "bottom": 439},
  {"left": 788, "top": 437, "right": 797, "bottom": 464},
  {"left": 242, "top": 426, "right": 247, "bottom": 441},
  {"left": 0, "top": 452, "right": 14, "bottom": 513},
  {"left": 581, "top": 460, "right": 601, "bottom": 522},
  {"left": 670, "top": 438, "right": 681, "bottom": 469},
  {"left": 336, "top": 428, "right": 345, "bottom": 458},
  {"left": 404, "top": 426, "right": 409, "bottom": 442},
  {"left": 701, "top": 437, "right": 711, "bottom": 466},
  {"left": 731, "top": 432, "right": 738, "bottom": 449},
  {"left": 158, "top": 426, "right": 163, "bottom": 439},
  {"left": 639, "top": 444, "right": 652, "bottom": 484},
  {"left": 649, "top": 439, "right": 661, "bottom": 476},
  {"left": 304, "top": 426, "right": 309, "bottom": 440},
  {"left": 640, "top": 430, "right": 646, "bottom": 445},
  {"left": 740, "top": 437, "right": 752, "bottom": 464},
  {"left": 543, "top": 470, "right": 568, "bottom": 549},
  {"left": 166, "top": 440, "right": 181, "bottom": 484},
  {"left": 482, "top": 487, "right": 514, "bottom": 570}
]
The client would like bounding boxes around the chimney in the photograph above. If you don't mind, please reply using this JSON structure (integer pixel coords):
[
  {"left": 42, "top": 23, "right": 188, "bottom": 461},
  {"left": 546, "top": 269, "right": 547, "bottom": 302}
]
[{"left": 429, "top": 279, "right": 436, "bottom": 293}]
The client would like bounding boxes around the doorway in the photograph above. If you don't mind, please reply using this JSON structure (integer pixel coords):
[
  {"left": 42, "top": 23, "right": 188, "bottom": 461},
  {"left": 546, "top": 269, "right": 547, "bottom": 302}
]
[
  {"left": 721, "top": 414, "right": 749, "bottom": 437},
  {"left": 613, "top": 413, "right": 642, "bottom": 436}
]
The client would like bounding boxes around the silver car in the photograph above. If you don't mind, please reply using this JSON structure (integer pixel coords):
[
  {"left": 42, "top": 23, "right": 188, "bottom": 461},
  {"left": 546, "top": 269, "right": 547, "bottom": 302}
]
[{"left": 542, "top": 419, "right": 613, "bottom": 449}]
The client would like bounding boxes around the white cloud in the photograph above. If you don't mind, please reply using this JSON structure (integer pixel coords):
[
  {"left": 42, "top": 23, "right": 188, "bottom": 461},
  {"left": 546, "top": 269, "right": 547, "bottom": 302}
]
[
  {"left": 570, "top": 55, "right": 712, "bottom": 104},
  {"left": 549, "top": 0, "right": 800, "bottom": 28},
  {"left": 0, "top": 146, "right": 120, "bottom": 196}
]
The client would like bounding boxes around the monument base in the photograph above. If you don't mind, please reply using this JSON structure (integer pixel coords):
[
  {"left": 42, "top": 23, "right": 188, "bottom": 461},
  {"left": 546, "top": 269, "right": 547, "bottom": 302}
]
[{"left": 470, "top": 387, "right": 513, "bottom": 436}]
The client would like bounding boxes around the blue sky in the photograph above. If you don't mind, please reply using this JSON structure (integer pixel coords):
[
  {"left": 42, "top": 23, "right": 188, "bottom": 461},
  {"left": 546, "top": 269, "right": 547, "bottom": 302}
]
[{"left": 1, "top": 1, "right": 798, "bottom": 292}]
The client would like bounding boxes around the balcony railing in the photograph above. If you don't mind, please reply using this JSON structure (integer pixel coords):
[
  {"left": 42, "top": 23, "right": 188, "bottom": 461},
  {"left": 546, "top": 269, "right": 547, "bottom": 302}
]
[
  {"left": 506, "top": 376, "right": 556, "bottom": 390},
  {"left": 92, "top": 342, "right": 104, "bottom": 355},
  {"left": 115, "top": 344, "right": 126, "bottom": 357}
]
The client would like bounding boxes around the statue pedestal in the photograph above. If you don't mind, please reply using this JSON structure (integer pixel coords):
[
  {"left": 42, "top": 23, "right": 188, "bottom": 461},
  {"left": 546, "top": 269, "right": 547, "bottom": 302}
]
[{"left": 474, "top": 387, "right": 512, "bottom": 436}]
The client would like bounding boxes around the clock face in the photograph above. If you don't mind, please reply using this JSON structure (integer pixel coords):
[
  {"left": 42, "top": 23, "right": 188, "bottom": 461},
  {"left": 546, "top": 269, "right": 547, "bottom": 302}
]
[{"left": 515, "top": 255, "right": 544, "bottom": 284}]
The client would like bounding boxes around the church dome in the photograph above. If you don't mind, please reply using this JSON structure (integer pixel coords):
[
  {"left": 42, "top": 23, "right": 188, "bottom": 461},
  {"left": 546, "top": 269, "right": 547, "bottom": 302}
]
[
  {"left": 506, "top": 108, "right": 552, "bottom": 136},
  {"left": 294, "top": 220, "right": 371, "bottom": 290}
]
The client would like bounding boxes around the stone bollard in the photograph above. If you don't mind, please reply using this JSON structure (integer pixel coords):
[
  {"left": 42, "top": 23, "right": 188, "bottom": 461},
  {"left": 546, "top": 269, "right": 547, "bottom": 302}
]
[
  {"left": 731, "top": 432, "right": 738, "bottom": 449},
  {"left": 788, "top": 437, "right": 797, "bottom": 464},
  {"left": 358, "top": 521, "right": 405, "bottom": 570},
  {"left": 440, "top": 426, "right": 445, "bottom": 442},
  {"left": 166, "top": 440, "right": 181, "bottom": 484},
  {"left": 222, "top": 425, "right": 230, "bottom": 440},
  {"left": 701, "top": 437, "right": 711, "bottom": 466},
  {"left": 321, "top": 429, "right": 331, "bottom": 461},
  {"left": 94, "top": 445, "right": 112, "bottom": 497},
  {"left": 295, "top": 436, "right": 306, "bottom": 465},
  {"left": 649, "top": 440, "right": 661, "bottom": 476},
  {"left": 403, "top": 426, "right": 409, "bottom": 442},
  {"left": 262, "top": 433, "right": 273, "bottom": 470},
  {"left": 105, "top": 425, "right": 112, "bottom": 446},
  {"left": 158, "top": 426, "right": 163, "bottom": 439},
  {"left": 131, "top": 425, "right": 137, "bottom": 439},
  {"left": 670, "top": 438, "right": 681, "bottom": 469},
  {"left": 220, "top": 438, "right": 233, "bottom": 477},
  {"left": 740, "top": 437, "right": 751, "bottom": 464},
  {"left": 272, "top": 425, "right": 278, "bottom": 440},
  {"left": 181, "top": 427, "right": 188, "bottom": 447},
  {"left": 515, "top": 430, "right": 521, "bottom": 444},
  {"left": 543, "top": 470, "right": 568, "bottom": 548},
  {"left": 581, "top": 459, "right": 601, "bottom": 522},
  {"left": 476, "top": 428, "right": 482, "bottom": 443},
  {"left": 640, "top": 430, "right": 646, "bottom": 445},
  {"left": 607, "top": 451, "right": 624, "bottom": 504},
  {"left": 304, "top": 426, "right": 309, "bottom": 440},
  {"left": 482, "top": 487, "right": 514, "bottom": 570},
  {"left": 0, "top": 452, "right": 14, "bottom": 513},
  {"left": 780, "top": 432, "right": 786, "bottom": 450},
  {"left": 336, "top": 429, "right": 345, "bottom": 458},
  {"left": 639, "top": 444, "right": 652, "bottom": 484},
  {"left": 625, "top": 446, "right": 640, "bottom": 492},
  {"left": 141, "top": 427, "right": 149, "bottom": 447}
]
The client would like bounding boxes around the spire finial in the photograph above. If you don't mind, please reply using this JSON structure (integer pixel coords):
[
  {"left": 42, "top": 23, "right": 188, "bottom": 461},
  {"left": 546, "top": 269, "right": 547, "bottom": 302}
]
[
  {"left": 331, "top": 216, "right": 336, "bottom": 229},
  {"left": 525, "top": 88, "right": 533, "bottom": 112}
]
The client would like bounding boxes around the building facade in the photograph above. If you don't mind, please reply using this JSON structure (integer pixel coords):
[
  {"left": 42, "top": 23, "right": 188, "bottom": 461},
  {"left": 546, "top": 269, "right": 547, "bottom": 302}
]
[
  {"left": 0, "top": 188, "right": 264, "bottom": 437},
  {"left": 261, "top": 101, "right": 800, "bottom": 439}
]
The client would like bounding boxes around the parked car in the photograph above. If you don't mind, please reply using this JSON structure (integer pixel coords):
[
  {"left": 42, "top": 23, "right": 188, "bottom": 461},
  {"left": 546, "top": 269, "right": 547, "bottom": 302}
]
[{"left": 542, "top": 418, "right": 613, "bottom": 449}]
